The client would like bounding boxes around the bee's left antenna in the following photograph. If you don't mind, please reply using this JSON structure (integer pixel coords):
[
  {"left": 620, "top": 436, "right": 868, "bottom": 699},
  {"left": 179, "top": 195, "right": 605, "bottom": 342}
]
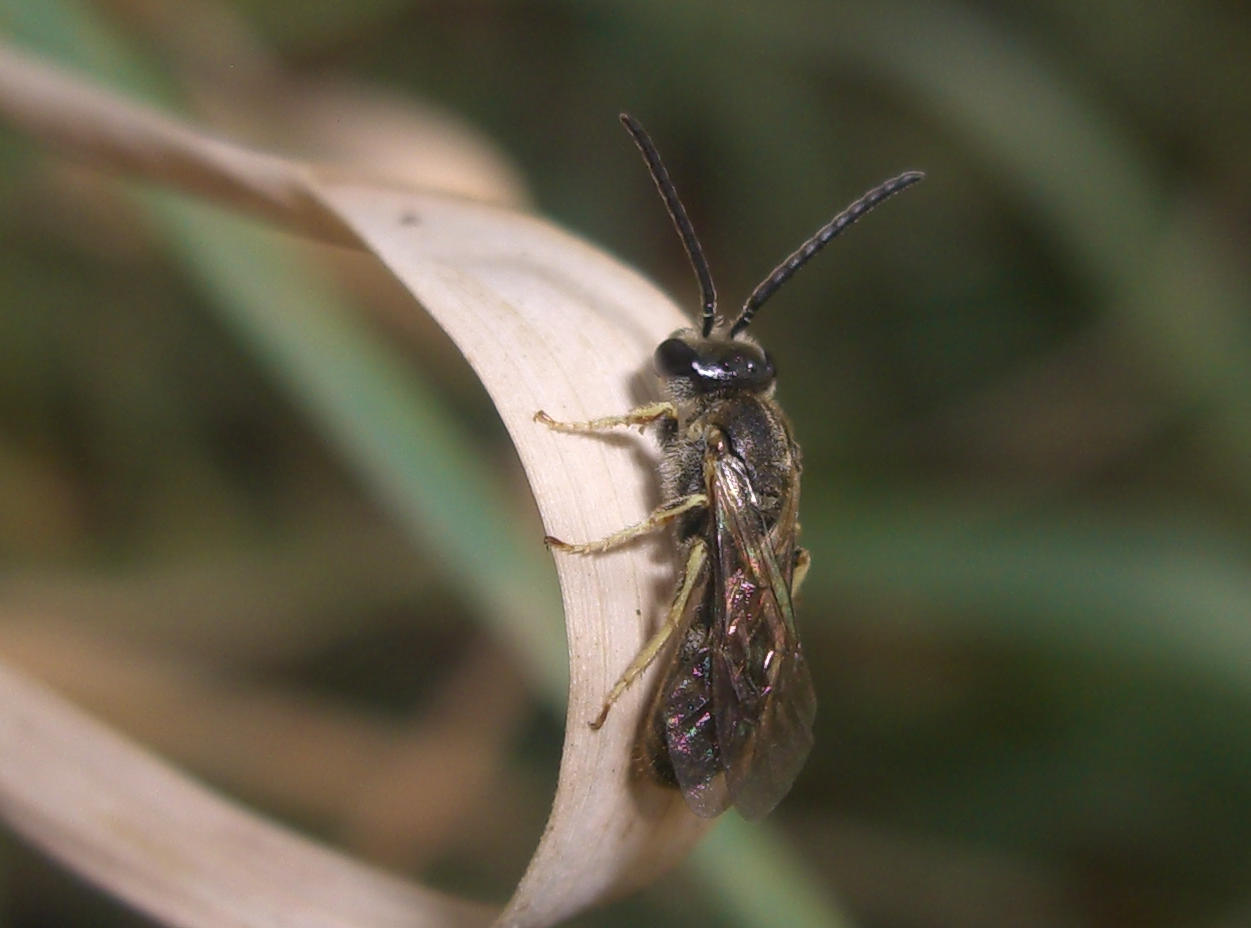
[
  {"left": 620, "top": 114, "right": 718, "bottom": 337},
  {"left": 731, "top": 170, "right": 925, "bottom": 337}
]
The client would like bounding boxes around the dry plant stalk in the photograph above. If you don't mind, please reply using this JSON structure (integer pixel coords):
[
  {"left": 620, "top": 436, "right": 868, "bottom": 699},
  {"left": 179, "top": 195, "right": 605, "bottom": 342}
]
[{"left": 0, "top": 43, "right": 711, "bottom": 928}]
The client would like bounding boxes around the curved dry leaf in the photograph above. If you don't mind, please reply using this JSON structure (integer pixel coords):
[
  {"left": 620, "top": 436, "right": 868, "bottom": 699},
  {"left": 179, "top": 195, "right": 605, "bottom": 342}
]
[
  {"left": 281, "top": 81, "right": 531, "bottom": 208},
  {"left": 0, "top": 41, "right": 713, "bottom": 928},
  {"left": 0, "top": 614, "right": 527, "bottom": 866},
  {"left": 109, "top": 1, "right": 530, "bottom": 206},
  {"left": 0, "top": 659, "right": 497, "bottom": 928},
  {"left": 309, "top": 182, "right": 713, "bottom": 925},
  {"left": 0, "top": 45, "right": 355, "bottom": 246}
]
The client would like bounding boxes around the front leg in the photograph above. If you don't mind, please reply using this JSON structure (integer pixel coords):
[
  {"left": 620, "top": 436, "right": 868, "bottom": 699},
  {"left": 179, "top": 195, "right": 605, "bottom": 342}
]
[{"left": 534, "top": 401, "right": 677, "bottom": 433}]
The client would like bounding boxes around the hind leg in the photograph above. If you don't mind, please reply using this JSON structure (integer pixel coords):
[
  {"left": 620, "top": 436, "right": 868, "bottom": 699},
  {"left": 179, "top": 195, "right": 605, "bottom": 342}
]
[{"left": 590, "top": 539, "right": 708, "bottom": 729}]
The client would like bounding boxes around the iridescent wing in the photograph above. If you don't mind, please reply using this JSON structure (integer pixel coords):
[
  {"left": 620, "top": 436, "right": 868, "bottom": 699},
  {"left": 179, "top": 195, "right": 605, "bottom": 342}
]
[
  {"left": 707, "top": 441, "right": 816, "bottom": 820},
  {"left": 647, "top": 542, "right": 735, "bottom": 817}
]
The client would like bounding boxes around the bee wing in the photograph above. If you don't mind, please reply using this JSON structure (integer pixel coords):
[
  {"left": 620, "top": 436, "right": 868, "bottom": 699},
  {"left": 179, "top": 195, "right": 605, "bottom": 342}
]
[
  {"left": 708, "top": 446, "right": 816, "bottom": 821},
  {"left": 649, "top": 545, "right": 735, "bottom": 817}
]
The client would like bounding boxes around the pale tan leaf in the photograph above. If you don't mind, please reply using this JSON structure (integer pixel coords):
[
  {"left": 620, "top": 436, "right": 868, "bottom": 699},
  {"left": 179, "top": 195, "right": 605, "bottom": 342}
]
[
  {"left": 0, "top": 615, "right": 527, "bottom": 867},
  {"left": 104, "top": 1, "right": 530, "bottom": 207},
  {"left": 309, "top": 181, "right": 713, "bottom": 924},
  {"left": 0, "top": 659, "right": 497, "bottom": 928},
  {"left": 0, "top": 44, "right": 352, "bottom": 245},
  {"left": 280, "top": 81, "right": 531, "bottom": 208},
  {"left": 0, "top": 41, "right": 713, "bottom": 928}
]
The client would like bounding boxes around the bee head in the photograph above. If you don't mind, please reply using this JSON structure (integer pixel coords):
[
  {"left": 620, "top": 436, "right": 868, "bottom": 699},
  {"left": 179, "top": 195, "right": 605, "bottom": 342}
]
[{"left": 655, "top": 329, "right": 776, "bottom": 395}]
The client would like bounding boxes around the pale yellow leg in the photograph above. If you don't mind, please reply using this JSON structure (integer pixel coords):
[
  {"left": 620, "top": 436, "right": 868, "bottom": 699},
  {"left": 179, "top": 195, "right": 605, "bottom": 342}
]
[
  {"left": 590, "top": 540, "right": 708, "bottom": 729},
  {"left": 545, "top": 493, "right": 707, "bottom": 553},
  {"left": 534, "top": 401, "right": 677, "bottom": 433}
]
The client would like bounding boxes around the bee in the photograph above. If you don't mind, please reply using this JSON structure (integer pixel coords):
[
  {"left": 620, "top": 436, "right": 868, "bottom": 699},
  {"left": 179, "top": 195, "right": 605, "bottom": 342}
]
[{"left": 537, "top": 114, "right": 923, "bottom": 819}]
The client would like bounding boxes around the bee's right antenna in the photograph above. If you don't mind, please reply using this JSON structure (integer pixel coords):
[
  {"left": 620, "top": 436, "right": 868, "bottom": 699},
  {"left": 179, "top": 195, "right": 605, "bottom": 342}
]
[
  {"left": 620, "top": 114, "right": 718, "bottom": 338},
  {"left": 730, "top": 170, "right": 925, "bottom": 337}
]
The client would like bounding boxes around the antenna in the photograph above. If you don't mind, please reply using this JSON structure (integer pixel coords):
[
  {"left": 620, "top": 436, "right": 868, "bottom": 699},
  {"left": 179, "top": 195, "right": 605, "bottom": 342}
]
[
  {"left": 620, "top": 114, "right": 718, "bottom": 337},
  {"left": 730, "top": 170, "right": 925, "bottom": 337}
]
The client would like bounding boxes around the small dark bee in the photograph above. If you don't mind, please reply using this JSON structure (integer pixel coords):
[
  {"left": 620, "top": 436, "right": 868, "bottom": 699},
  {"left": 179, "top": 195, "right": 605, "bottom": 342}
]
[{"left": 537, "top": 114, "right": 922, "bottom": 819}]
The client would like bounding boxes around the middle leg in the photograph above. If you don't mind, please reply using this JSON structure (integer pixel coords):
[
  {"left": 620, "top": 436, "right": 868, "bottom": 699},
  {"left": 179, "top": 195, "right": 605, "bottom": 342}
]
[{"left": 545, "top": 493, "right": 707, "bottom": 553}]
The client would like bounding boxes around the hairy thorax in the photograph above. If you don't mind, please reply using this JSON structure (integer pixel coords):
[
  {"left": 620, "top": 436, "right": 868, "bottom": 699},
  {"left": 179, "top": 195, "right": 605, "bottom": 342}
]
[{"left": 657, "top": 391, "right": 800, "bottom": 544}]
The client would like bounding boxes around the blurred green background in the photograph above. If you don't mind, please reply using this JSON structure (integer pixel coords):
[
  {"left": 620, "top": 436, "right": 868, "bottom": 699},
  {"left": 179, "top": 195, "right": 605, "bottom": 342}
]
[{"left": 2, "top": 1, "right": 1250, "bottom": 927}]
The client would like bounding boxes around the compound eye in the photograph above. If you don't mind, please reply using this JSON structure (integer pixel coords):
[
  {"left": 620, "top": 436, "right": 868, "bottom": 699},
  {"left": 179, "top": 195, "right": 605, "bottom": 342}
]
[
  {"left": 726, "top": 348, "right": 773, "bottom": 386},
  {"left": 654, "top": 338, "right": 697, "bottom": 378},
  {"left": 762, "top": 350, "right": 777, "bottom": 380}
]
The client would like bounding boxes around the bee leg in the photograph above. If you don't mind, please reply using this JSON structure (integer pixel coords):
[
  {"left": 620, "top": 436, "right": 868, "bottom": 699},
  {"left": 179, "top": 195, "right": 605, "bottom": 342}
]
[
  {"left": 545, "top": 493, "right": 707, "bottom": 554},
  {"left": 792, "top": 547, "right": 811, "bottom": 597},
  {"left": 590, "top": 540, "right": 708, "bottom": 729},
  {"left": 534, "top": 402, "right": 677, "bottom": 433}
]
